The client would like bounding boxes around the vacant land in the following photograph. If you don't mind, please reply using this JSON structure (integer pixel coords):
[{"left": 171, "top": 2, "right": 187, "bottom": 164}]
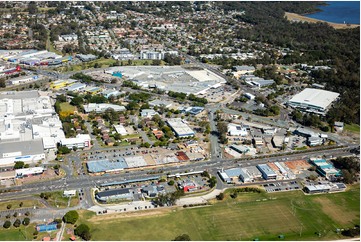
[
  {"left": 77, "top": 184, "right": 359, "bottom": 241},
  {"left": 285, "top": 12, "right": 359, "bottom": 29},
  {"left": 59, "top": 102, "right": 76, "bottom": 113}
]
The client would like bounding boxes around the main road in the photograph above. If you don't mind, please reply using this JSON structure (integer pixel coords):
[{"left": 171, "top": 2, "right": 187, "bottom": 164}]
[{"left": 0, "top": 145, "right": 356, "bottom": 201}]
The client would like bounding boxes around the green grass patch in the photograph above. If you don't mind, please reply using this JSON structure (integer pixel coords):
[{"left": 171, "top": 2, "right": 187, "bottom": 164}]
[
  {"left": 0, "top": 200, "right": 43, "bottom": 211},
  {"left": 344, "top": 123, "right": 360, "bottom": 133},
  {"left": 39, "top": 191, "right": 78, "bottom": 209},
  {"left": 122, "top": 134, "right": 141, "bottom": 139},
  {"left": 80, "top": 185, "right": 359, "bottom": 241},
  {"left": 59, "top": 102, "right": 76, "bottom": 113},
  {"left": 0, "top": 223, "right": 37, "bottom": 241},
  {"left": 295, "top": 146, "right": 308, "bottom": 151}
]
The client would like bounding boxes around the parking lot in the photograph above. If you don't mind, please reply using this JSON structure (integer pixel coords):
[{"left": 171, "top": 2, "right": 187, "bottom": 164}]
[{"left": 263, "top": 181, "right": 300, "bottom": 193}]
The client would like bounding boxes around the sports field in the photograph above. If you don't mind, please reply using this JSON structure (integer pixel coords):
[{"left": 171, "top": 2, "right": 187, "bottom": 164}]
[{"left": 77, "top": 184, "right": 359, "bottom": 241}]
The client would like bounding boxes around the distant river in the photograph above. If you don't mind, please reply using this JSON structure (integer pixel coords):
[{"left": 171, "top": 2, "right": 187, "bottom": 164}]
[{"left": 305, "top": 1, "right": 360, "bottom": 24}]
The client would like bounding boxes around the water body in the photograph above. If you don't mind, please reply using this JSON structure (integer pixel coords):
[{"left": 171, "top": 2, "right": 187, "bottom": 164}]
[{"left": 305, "top": 1, "right": 360, "bottom": 24}]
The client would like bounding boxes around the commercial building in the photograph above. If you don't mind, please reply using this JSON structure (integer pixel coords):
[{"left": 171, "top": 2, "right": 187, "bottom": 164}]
[
  {"left": 87, "top": 158, "right": 128, "bottom": 173},
  {"left": 0, "top": 140, "right": 45, "bottom": 166},
  {"left": 113, "top": 124, "right": 127, "bottom": 136},
  {"left": 246, "top": 79, "right": 275, "bottom": 88},
  {"left": 107, "top": 66, "right": 226, "bottom": 96},
  {"left": 124, "top": 156, "right": 148, "bottom": 168},
  {"left": 149, "top": 99, "right": 173, "bottom": 108},
  {"left": 60, "top": 134, "right": 91, "bottom": 149},
  {"left": 84, "top": 103, "right": 126, "bottom": 113},
  {"left": 15, "top": 167, "right": 45, "bottom": 178},
  {"left": 141, "top": 109, "right": 158, "bottom": 118},
  {"left": 257, "top": 164, "right": 277, "bottom": 180},
  {"left": 63, "top": 190, "right": 77, "bottom": 197},
  {"left": 166, "top": 118, "right": 195, "bottom": 137},
  {"left": 307, "top": 136, "right": 323, "bottom": 146},
  {"left": 95, "top": 188, "right": 133, "bottom": 202},
  {"left": 287, "top": 88, "right": 340, "bottom": 115}
]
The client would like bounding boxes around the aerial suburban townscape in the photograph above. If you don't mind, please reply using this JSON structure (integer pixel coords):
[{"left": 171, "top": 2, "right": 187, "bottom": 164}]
[{"left": 0, "top": 1, "right": 359, "bottom": 241}]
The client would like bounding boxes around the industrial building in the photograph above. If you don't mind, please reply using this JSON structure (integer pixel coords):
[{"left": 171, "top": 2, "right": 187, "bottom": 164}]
[
  {"left": 60, "top": 134, "right": 91, "bottom": 149},
  {"left": 166, "top": 118, "right": 195, "bottom": 137},
  {"left": 309, "top": 158, "right": 341, "bottom": 180},
  {"left": 8, "top": 75, "right": 39, "bottom": 85},
  {"left": 76, "top": 54, "right": 97, "bottom": 62},
  {"left": 272, "top": 135, "right": 285, "bottom": 149},
  {"left": 287, "top": 88, "right": 340, "bottom": 115},
  {"left": 230, "top": 145, "right": 250, "bottom": 154},
  {"left": 84, "top": 103, "right": 126, "bottom": 113},
  {"left": 66, "top": 82, "right": 87, "bottom": 92},
  {"left": 95, "top": 188, "right": 133, "bottom": 202},
  {"left": 244, "top": 93, "right": 255, "bottom": 100},
  {"left": 228, "top": 123, "right": 248, "bottom": 136},
  {"left": 239, "top": 168, "right": 253, "bottom": 183},
  {"left": 257, "top": 164, "right": 277, "bottom": 180},
  {"left": 232, "top": 65, "right": 255, "bottom": 78}
]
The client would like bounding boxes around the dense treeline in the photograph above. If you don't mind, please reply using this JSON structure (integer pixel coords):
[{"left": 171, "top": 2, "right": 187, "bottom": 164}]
[{"left": 215, "top": 2, "right": 360, "bottom": 124}]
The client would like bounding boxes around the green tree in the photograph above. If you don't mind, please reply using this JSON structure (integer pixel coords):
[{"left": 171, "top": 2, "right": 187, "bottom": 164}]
[
  {"left": 208, "top": 176, "right": 217, "bottom": 188},
  {"left": 6, "top": 204, "right": 12, "bottom": 209},
  {"left": 22, "top": 217, "right": 30, "bottom": 226},
  {"left": 75, "top": 224, "right": 91, "bottom": 241},
  {"left": 13, "top": 219, "right": 21, "bottom": 228},
  {"left": 168, "top": 180, "right": 175, "bottom": 186},
  {"left": 14, "top": 161, "right": 25, "bottom": 169},
  {"left": 63, "top": 210, "right": 79, "bottom": 224},
  {"left": 3, "top": 221, "right": 11, "bottom": 229}
]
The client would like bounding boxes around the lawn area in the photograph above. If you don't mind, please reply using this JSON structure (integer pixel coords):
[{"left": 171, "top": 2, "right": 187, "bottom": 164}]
[
  {"left": 344, "top": 123, "right": 360, "bottom": 133},
  {"left": 0, "top": 199, "right": 43, "bottom": 211},
  {"left": 0, "top": 223, "right": 37, "bottom": 241},
  {"left": 79, "top": 185, "right": 359, "bottom": 241},
  {"left": 59, "top": 102, "right": 76, "bottom": 113},
  {"left": 40, "top": 191, "right": 79, "bottom": 209}
]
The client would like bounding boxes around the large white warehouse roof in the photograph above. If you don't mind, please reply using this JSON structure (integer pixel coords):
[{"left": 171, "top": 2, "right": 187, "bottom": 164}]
[{"left": 288, "top": 88, "right": 339, "bottom": 112}]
